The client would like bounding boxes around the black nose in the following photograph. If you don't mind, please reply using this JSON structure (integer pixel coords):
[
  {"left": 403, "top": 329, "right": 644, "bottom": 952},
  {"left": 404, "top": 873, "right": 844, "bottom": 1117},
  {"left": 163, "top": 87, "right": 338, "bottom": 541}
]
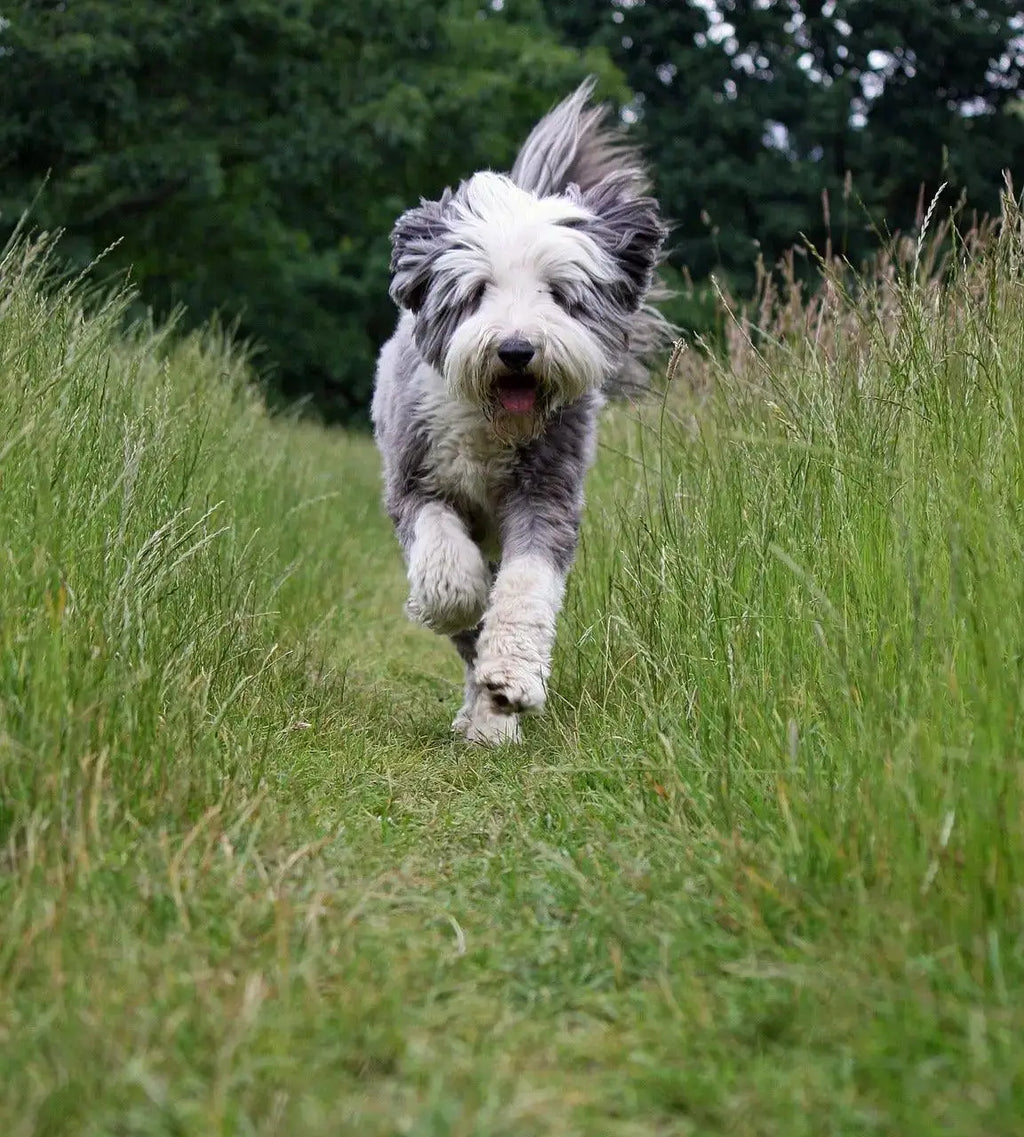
[{"left": 497, "top": 338, "right": 535, "bottom": 371}]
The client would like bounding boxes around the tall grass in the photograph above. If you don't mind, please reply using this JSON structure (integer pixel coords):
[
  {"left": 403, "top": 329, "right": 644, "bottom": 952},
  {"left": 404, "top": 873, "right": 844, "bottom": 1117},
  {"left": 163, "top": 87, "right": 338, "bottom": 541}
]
[
  {"left": 1, "top": 234, "right": 327, "bottom": 842},
  {"left": 574, "top": 189, "right": 1024, "bottom": 940},
  {"left": 1, "top": 192, "right": 1022, "bottom": 1135},
  {"left": 564, "top": 188, "right": 1024, "bottom": 1126}
]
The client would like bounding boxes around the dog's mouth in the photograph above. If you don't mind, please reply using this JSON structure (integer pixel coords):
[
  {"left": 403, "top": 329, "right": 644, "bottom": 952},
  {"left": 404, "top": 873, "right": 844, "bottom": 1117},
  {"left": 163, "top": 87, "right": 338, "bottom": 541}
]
[{"left": 493, "top": 373, "right": 539, "bottom": 415}]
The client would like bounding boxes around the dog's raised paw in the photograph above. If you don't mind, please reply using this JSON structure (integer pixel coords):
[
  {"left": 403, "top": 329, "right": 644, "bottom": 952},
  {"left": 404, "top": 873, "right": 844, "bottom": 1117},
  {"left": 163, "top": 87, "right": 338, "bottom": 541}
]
[
  {"left": 405, "top": 591, "right": 483, "bottom": 636},
  {"left": 405, "top": 541, "right": 490, "bottom": 635}
]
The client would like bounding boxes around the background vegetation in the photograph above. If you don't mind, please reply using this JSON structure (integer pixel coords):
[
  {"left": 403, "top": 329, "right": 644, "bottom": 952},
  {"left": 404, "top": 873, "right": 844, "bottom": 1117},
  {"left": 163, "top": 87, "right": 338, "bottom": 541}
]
[{"left": 1, "top": 0, "right": 1021, "bottom": 421}]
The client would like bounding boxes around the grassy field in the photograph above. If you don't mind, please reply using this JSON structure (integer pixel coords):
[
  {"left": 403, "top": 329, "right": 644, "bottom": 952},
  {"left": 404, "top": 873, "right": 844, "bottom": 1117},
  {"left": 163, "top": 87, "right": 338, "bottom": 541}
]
[{"left": 1, "top": 199, "right": 1023, "bottom": 1136}]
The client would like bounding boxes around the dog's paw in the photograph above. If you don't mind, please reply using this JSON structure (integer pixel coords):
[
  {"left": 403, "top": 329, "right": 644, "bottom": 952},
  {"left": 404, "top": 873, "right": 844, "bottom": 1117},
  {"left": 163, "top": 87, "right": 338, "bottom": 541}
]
[
  {"left": 405, "top": 540, "right": 490, "bottom": 635},
  {"left": 453, "top": 697, "right": 522, "bottom": 746},
  {"left": 405, "top": 591, "right": 483, "bottom": 635},
  {"left": 473, "top": 653, "right": 547, "bottom": 716}
]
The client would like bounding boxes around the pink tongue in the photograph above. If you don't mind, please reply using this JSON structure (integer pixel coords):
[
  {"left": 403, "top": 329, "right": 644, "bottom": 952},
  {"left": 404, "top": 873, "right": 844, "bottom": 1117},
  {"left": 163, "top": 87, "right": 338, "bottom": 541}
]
[{"left": 497, "top": 386, "right": 537, "bottom": 414}]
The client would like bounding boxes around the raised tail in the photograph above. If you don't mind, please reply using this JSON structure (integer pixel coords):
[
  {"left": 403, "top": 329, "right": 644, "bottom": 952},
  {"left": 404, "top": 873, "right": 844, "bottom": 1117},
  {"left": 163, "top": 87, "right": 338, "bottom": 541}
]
[
  {"left": 511, "top": 78, "right": 677, "bottom": 397},
  {"left": 510, "top": 77, "right": 648, "bottom": 197}
]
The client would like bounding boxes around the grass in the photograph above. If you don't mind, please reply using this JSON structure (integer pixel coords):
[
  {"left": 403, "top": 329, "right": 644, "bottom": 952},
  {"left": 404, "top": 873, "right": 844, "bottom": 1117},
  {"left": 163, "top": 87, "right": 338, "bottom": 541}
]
[{"left": 1, "top": 193, "right": 1023, "bottom": 1135}]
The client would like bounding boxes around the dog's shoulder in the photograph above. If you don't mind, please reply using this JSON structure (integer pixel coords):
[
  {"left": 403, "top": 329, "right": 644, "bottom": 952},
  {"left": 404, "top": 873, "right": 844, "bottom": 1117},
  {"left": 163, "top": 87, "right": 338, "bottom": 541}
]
[{"left": 371, "top": 312, "right": 421, "bottom": 440}]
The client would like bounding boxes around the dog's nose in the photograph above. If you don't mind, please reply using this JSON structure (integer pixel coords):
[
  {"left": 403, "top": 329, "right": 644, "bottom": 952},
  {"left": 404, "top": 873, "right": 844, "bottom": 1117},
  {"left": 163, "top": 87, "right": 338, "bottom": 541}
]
[{"left": 497, "top": 338, "right": 535, "bottom": 371}]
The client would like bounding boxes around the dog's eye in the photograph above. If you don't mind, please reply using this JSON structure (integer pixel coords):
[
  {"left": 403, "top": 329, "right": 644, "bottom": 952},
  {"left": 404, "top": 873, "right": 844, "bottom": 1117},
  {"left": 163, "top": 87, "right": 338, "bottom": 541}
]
[
  {"left": 465, "top": 281, "right": 488, "bottom": 314},
  {"left": 549, "top": 283, "right": 583, "bottom": 316},
  {"left": 548, "top": 284, "right": 572, "bottom": 310}
]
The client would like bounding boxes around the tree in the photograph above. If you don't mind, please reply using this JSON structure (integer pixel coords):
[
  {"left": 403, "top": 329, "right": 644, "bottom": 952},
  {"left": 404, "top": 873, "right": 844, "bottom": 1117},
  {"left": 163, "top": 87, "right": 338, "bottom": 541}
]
[
  {"left": 543, "top": 0, "right": 1024, "bottom": 290},
  {"left": 0, "top": 0, "right": 621, "bottom": 421}
]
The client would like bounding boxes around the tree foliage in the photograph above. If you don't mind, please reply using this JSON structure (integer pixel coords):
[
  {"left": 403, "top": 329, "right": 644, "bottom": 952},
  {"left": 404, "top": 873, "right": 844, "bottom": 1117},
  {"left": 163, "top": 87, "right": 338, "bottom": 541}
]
[
  {"left": 0, "top": 0, "right": 619, "bottom": 420},
  {"left": 2, "top": 1, "right": 1021, "bottom": 418},
  {"left": 544, "top": 0, "right": 1024, "bottom": 286}
]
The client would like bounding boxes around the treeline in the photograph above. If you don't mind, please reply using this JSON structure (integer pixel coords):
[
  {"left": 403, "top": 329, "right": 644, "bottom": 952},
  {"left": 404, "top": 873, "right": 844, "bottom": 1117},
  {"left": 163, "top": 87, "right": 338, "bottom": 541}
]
[
  {"left": 1, "top": 0, "right": 1020, "bottom": 422},
  {"left": 546, "top": 0, "right": 1024, "bottom": 285}
]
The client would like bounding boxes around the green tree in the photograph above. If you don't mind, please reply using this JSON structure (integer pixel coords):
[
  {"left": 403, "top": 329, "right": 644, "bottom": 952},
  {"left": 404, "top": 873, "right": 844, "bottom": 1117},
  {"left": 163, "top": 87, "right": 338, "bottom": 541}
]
[
  {"left": 543, "top": 0, "right": 1023, "bottom": 289},
  {"left": 0, "top": 0, "right": 620, "bottom": 421}
]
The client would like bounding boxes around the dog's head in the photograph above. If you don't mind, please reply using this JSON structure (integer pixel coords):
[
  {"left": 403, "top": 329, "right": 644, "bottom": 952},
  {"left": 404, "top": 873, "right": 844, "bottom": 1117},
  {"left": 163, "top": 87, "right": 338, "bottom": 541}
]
[{"left": 389, "top": 171, "right": 665, "bottom": 437}]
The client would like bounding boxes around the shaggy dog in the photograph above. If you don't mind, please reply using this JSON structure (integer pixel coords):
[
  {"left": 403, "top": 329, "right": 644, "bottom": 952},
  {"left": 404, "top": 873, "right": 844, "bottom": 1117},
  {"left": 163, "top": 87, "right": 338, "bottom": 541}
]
[{"left": 372, "top": 78, "right": 672, "bottom": 744}]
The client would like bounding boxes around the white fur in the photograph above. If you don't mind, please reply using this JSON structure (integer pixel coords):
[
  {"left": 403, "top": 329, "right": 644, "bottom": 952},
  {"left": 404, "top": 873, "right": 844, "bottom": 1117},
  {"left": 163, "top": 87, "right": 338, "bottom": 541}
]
[
  {"left": 439, "top": 174, "right": 616, "bottom": 410},
  {"left": 416, "top": 368, "right": 518, "bottom": 522},
  {"left": 474, "top": 554, "right": 566, "bottom": 714},
  {"left": 405, "top": 503, "right": 491, "bottom": 634}
]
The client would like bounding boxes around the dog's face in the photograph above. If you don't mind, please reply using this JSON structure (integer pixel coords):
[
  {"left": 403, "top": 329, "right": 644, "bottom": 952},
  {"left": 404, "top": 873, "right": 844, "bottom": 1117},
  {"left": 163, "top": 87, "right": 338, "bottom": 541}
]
[{"left": 390, "top": 172, "right": 665, "bottom": 436}]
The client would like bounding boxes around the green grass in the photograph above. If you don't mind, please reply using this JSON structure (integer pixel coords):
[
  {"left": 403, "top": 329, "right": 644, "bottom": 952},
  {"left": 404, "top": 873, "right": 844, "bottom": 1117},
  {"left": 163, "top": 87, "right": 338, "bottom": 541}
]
[{"left": 2, "top": 200, "right": 1023, "bottom": 1136}]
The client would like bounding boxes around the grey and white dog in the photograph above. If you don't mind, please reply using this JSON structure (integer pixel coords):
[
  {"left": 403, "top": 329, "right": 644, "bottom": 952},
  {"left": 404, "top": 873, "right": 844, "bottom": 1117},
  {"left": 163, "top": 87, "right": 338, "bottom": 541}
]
[{"left": 372, "top": 78, "right": 672, "bottom": 744}]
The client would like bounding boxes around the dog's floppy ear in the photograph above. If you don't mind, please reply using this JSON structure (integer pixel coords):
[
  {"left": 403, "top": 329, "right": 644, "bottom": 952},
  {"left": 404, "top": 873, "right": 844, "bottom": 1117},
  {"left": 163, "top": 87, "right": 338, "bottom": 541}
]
[
  {"left": 580, "top": 176, "right": 665, "bottom": 310},
  {"left": 389, "top": 190, "right": 452, "bottom": 313}
]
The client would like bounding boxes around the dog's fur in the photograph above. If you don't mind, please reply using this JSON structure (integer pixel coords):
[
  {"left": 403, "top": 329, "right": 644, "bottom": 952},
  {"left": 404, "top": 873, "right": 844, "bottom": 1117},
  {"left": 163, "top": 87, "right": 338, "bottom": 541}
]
[{"left": 372, "top": 78, "right": 672, "bottom": 744}]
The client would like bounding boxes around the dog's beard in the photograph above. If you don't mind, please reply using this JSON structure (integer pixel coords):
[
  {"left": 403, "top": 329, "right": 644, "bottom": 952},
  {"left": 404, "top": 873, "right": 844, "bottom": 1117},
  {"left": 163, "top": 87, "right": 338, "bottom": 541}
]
[{"left": 449, "top": 356, "right": 574, "bottom": 444}]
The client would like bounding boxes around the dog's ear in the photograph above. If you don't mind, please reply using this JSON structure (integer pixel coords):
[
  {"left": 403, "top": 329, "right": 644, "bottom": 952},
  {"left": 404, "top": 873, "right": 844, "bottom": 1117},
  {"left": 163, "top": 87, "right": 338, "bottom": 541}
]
[
  {"left": 389, "top": 190, "right": 452, "bottom": 313},
  {"left": 580, "top": 177, "right": 665, "bottom": 310}
]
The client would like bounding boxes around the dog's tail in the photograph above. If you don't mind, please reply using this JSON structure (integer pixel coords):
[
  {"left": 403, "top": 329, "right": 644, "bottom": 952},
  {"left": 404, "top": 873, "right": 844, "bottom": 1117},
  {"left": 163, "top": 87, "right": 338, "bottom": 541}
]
[
  {"left": 510, "top": 76, "right": 648, "bottom": 199},
  {"left": 511, "top": 78, "right": 677, "bottom": 399}
]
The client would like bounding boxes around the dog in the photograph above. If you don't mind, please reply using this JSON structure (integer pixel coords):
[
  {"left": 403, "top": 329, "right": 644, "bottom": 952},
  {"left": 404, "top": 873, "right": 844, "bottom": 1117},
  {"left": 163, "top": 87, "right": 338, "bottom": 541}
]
[{"left": 371, "top": 77, "right": 672, "bottom": 744}]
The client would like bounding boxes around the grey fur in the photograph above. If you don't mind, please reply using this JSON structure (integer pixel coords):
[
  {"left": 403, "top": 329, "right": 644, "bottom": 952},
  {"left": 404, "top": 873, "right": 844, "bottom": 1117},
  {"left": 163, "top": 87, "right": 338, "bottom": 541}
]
[
  {"left": 450, "top": 627, "right": 481, "bottom": 668},
  {"left": 510, "top": 76, "right": 647, "bottom": 200},
  {"left": 374, "top": 324, "right": 432, "bottom": 548},
  {"left": 372, "top": 79, "right": 671, "bottom": 742},
  {"left": 496, "top": 395, "right": 597, "bottom": 573}
]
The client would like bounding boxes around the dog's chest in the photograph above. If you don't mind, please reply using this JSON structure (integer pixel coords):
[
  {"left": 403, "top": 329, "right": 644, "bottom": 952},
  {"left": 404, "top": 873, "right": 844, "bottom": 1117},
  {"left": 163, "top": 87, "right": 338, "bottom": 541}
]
[{"left": 420, "top": 397, "right": 517, "bottom": 513}]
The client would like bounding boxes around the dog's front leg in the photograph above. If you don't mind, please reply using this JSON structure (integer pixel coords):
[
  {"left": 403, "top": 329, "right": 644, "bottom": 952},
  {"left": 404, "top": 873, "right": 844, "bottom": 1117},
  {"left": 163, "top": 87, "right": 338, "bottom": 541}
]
[
  {"left": 474, "top": 552, "right": 568, "bottom": 718},
  {"left": 400, "top": 500, "right": 491, "bottom": 636},
  {"left": 472, "top": 481, "right": 581, "bottom": 730},
  {"left": 451, "top": 626, "right": 523, "bottom": 745}
]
